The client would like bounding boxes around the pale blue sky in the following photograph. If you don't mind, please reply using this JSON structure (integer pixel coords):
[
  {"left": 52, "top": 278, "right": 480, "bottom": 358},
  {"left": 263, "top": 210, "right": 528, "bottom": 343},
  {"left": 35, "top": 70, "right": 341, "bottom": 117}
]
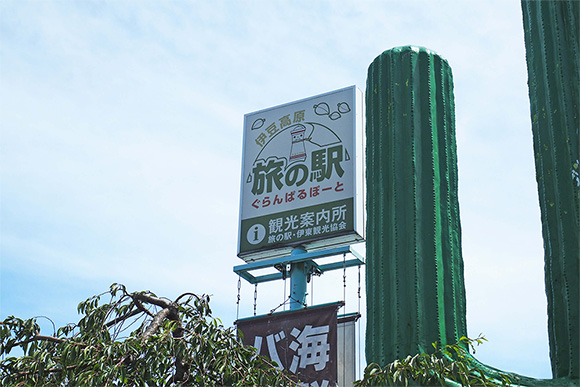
[{"left": 1, "top": 0, "right": 550, "bottom": 379}]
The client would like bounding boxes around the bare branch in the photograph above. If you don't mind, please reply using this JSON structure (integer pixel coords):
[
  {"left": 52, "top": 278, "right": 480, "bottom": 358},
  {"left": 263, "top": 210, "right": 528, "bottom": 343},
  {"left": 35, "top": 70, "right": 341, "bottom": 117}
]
[
  {"left": 104, "top": 307, "right": 141, "bottom": 328},
  {"left": 32, "top": 316, "right": 57, "bottom": 336},
  {"left": 133, "top": 293, "right": 187, "bottom": 382},
  {"left": 33, "top": 334, "right": 66, "bottom": 344},
  {"left": 14, "top": 334, "right": 83, "bottom": 347},
  {"left": 131, "top": 296, "right": 155, "bottom": 318},
  {"left": 12, "top": 364, "right": 79, "bottom": 377},
  {"left": 132, "top": 292, "right": 172, "bottom": 309},
  {"left": 141, "top": 308, "right": 172, "bottom": 342},
  {"left": 174, "top": 292, "right": 200, "bottom": 304},
  {"left": 171, "top": 312, "right": 187, "bottom": 383},
  {"left": 104, "top": 294, "right": 132, "bottom": 321}
]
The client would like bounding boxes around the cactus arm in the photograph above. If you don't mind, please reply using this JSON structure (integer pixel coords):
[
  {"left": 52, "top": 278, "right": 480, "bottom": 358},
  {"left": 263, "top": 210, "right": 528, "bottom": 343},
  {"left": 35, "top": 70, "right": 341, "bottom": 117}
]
[
  {"left": 365, "top": 46, "right": 467, "bottom": 365},
  {"left": 521, "top": 0, "right": 579, "bottom": 379}
]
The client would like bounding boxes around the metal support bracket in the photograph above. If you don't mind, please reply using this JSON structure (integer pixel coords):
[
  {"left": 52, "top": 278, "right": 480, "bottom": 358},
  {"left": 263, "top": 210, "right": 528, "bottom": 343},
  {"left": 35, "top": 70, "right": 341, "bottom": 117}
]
[{"left": 233, "top": 245, "right": 365, "bottom": 285}]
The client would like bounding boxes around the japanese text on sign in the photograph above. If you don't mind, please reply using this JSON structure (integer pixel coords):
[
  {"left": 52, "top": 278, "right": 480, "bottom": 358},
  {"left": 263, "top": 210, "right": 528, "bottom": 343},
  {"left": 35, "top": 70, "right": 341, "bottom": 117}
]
[{"left": 237, "top": 303, "right": 339, "bottom": 386}]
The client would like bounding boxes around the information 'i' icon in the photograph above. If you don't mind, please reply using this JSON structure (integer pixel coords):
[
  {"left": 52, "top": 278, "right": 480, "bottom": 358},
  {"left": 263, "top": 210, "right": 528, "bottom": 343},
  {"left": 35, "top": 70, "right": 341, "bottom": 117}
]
[{"left": 247, "top": 224, "right": 266, "bottom": 245}]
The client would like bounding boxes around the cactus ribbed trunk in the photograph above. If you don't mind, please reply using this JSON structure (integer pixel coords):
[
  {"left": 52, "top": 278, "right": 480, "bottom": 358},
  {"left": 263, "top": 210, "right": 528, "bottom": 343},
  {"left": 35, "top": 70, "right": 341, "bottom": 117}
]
[
  {"left": 365, "top": 46, "right": 467, "bottom": 365},
  {"left": 521, "top": 1, "right": 580, "bottom": 380}
]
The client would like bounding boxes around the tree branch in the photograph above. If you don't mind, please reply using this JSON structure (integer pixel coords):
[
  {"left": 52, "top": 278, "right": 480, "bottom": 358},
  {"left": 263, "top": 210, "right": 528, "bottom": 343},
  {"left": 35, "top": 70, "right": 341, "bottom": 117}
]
[
  {"left": 132, "top": 292, "right": 172, "bottom": 309},
  {"left": 132, "top": 296, "right": 155, "bottom": 318},
  {"left": 171, "top": 316, "right": 187, "bottom": 383},
  {"left": 141, "top": 308, "right": 172, "bottom": 342},
  {"left": 174, "top": 292, "right": 200, "bottom": 304},
  {"left": 133, "top": 292, "right": 188, "bottom": 383},
  {"left": 14, "top": 334, "right": 80, "bottom": 347},
  {"left": 10, "top": 363, "right": 79, "bottom": 377},
  {"left": 104, "top": 307, "right": 140, "bottom": 328}
]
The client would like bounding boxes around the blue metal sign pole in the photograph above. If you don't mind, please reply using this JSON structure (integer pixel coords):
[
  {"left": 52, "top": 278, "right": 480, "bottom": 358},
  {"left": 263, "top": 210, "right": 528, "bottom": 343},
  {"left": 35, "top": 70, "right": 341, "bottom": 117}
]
[
  {"left": 234, "top": 246, "right": 364, "bottom": 286},
  {"left": 289, "top": 247, "right": 308, "bottom": 310}
]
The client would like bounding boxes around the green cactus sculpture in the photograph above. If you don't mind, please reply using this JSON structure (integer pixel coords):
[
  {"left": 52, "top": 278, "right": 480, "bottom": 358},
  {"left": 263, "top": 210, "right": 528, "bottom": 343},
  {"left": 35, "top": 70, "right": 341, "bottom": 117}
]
[
  {"left": 521, "top": 1, "right": 579, "bottom": 380},
  {"left": 365, "top": 46, "right": 468, "bottom": 365}
]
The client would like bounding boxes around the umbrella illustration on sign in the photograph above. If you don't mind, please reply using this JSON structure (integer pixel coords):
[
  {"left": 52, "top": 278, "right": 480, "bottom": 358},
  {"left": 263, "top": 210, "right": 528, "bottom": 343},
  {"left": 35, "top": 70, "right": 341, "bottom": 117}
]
[
  {"left": 253, "top": 123, "right": 345, "bottom": 164},
  {"left": 247, "top": 122, "right": 350, "bottom": 184}
]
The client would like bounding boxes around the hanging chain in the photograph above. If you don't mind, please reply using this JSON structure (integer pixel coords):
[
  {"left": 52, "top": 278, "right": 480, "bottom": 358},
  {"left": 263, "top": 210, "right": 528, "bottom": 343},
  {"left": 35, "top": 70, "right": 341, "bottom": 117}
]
[
  {"left": 283, "top": 273, "right": 287, "bottom": 312},
  {"left": 236, "top": 276, "right": 242, "bottom": 321},
  {"left": 311, "top": 274, "right": 314, "bottom": 307},
  {"left": 357, "top": 264, "right": 362, "bottom": 380},
  {"left": 342, "top": 253, "right": 347, "bottom": 309},
  {"left": 342, "top": 253, "right": 347, "bottom": 385},
  {"left": 253, "top": 284, "right": 258, "bottom": 316},
  {"left": 357, "top": 264, "right": 361, "bottom": 314}
]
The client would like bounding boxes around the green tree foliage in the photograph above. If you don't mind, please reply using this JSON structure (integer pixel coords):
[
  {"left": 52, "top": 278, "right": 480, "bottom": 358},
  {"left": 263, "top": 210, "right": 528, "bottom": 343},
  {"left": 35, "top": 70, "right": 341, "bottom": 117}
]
[
  {"left": 0, "top": 284, "right": 297, "bottom": 386},
  {"left": 355, "top": 336, "right": 518, "bottom": 387}
]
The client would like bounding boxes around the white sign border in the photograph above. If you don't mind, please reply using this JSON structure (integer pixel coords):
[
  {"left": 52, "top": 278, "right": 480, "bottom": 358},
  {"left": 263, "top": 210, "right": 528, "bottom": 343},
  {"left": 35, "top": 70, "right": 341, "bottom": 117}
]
[{"left": 237, "top": 85, "right": 365, "bottom": 262}]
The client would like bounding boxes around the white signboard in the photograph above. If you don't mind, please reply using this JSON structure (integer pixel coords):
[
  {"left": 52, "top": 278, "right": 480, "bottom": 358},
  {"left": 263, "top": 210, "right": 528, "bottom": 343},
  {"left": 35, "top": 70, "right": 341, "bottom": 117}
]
[{"left": 238, "top": 86, "right": 365, "bottom": 262}]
